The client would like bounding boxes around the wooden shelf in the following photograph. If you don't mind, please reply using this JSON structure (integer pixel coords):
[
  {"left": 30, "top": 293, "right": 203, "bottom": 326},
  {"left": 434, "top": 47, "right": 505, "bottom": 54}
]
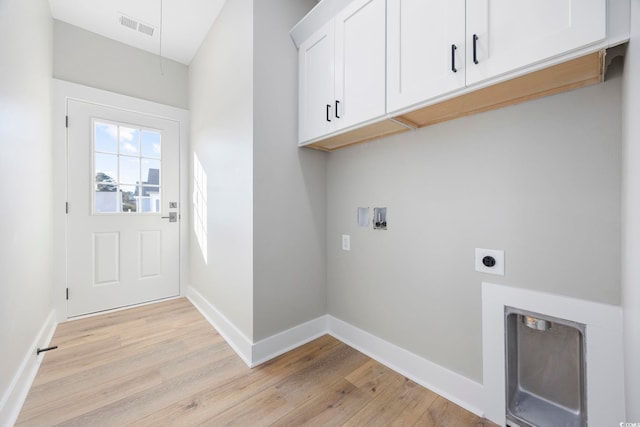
[
  {"left": 302, "top": 49, "right": 606, "bottom": 152},
  {"left": 396, "top": 50, "right": 605, "bottom": 129},
  {"left": 303, "top": 118, "right": 410, "bottom": 151}
]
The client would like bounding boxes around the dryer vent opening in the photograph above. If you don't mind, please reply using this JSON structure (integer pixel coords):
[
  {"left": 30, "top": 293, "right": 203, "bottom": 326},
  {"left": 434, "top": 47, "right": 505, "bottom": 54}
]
[{"left": 505, "top": 307, "right": 586, "bottom": 427}]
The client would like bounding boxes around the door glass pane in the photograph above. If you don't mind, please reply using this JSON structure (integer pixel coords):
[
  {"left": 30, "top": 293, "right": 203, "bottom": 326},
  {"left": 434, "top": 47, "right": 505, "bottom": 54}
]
[
  {"left": 141, "top": 130, "right": 161, "bottom": 159},
  {"left": 95, "top": 153, "right": 117, "bottom": 184},
  {"left": 142, "top": 158, "right": 161, "bottom": 186},
  {"left": 95, "top": 184, "right": 119, "bottom": 213},
  {"left": 120, "top": 156, "right": 140, "bottom": 185},
  {"left": 95, "top": 122, "right": 117, "bottom": 153},
  {"left": 139, "top": 185, "right": 161, "bottom": 213},
  {"left": 119, "top": 127, "right": 140, "bottom": 155},
  {"left": 120, "top": 185, "right": 138, "bottom": 213}
]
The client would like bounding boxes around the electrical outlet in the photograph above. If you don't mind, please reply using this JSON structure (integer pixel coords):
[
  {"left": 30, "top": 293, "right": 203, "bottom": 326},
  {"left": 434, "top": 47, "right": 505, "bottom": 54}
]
[
  {"left": 342, "top": 234, "right": 350, "bottom": 251},
  {"left": 475, "top": 248, "right": 504, "bottom": 275}
]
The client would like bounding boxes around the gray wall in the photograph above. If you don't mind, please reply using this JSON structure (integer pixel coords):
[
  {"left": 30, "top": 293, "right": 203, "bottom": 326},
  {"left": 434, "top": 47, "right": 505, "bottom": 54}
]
[
  {"left": 0, "top": 0, "right": 54, "bottom": 409},
  {"left": 253, "top": 0, "right": 326, "bottom": 341},
  {"left": 189, "top": 0, "right": 255, "bottom": 339},
  {"left": 327, "top": 73, "right": 622, "bottom": 382},
  {"left": 54, "top": 20, "right": 189, "bottom": 109},
  {"left": 623, "top": 0, "right": 640, "bottom": 419},
  {"left": 188, "top": 0, "right": 325, "bottom": 342}
]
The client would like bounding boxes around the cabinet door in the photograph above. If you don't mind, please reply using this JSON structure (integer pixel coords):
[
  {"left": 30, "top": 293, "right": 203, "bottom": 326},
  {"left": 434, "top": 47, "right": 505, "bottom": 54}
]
[
  {"left": 387, "top": 0, "right": 466, "bottom": 113},
  {"left": 466, "top": 0, "right": 606, "bottom": 86},
  {"left": 334, "top": 0, "right": 386, "bottom": 131},
  {"left": 299, "top": 21, "right": 335, "bottom": 143}
]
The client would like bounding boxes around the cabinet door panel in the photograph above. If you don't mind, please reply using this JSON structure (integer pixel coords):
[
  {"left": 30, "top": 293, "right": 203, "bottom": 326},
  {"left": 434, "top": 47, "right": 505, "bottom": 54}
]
[
  {"left": 387, "top": 0, "right": 466, "bottom": 113},
  {"left": 299, "top": 22, "right": 335, "bottom": 143},
  {"left": 466, "top": 0, "right": 606, "bottom": 85},
  {"left": 334, "top": 0, "right": 386, "bottom": 130}
]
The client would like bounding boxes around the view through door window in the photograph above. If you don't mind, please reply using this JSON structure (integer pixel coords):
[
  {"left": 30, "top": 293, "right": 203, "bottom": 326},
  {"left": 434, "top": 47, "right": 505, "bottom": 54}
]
[{"left": 93, "top": 120, "right": 162, "bottom": 214}]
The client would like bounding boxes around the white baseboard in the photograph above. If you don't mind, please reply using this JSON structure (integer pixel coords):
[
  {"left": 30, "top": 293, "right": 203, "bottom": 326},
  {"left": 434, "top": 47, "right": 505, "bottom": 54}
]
[
  {"left": 186, "top": 287, "right": 484, "bottom": 417},
  {"left": 187, "top": 286, "right": 253, "bottom": 367},
  {"left": 252, "top": 316, "right": 328, "bottom": 367},
  {"left": 0, "top": 310, "right": 57, "bottom": 427},
  {"left": 327, "top": 315, "right": 485, "bottom": 417},
  {"left": 188, "top": 286, "right": 328, "bottom": 367}
]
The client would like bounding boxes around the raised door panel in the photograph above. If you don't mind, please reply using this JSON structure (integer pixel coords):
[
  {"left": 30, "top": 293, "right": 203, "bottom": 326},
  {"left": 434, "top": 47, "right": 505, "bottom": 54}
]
[
  {"left": 387, "top": 0, "right": 466, "bottom": 113},
  {"left": 466, "top": 0, "right": 606, "bottom": 85},
  {"left": 299, "top": 21, "right": 335, "bottom": 143},
  {"left": 334, "top": 0, "right": 386, "bottom": 131}
]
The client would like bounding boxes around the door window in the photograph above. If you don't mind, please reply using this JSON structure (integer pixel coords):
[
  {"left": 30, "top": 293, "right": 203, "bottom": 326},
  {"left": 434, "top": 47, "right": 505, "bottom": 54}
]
[{"left": 93, "top": 120, "right": 162, "bottom": 214}]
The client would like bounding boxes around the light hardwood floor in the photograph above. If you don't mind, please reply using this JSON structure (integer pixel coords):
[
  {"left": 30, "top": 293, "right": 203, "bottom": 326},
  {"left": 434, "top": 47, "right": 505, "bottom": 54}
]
[{"left": 17, "top": 298, "right": 497, "bottom": 426}]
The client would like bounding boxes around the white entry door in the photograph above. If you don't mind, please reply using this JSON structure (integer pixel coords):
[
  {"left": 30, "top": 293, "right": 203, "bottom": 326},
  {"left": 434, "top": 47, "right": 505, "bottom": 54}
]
[{"left": 66, "top": 99, "right": 180, "bottom": 317}]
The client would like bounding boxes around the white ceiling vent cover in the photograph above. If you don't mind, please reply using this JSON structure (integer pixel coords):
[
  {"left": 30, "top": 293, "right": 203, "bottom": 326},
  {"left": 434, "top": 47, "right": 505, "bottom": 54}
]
[
  {"left": 138, "top": 23, "right": 154, "bottom": 37},
  {"left": 119, "top": 14, "right": 138, "bottom": 30},
  {"left": 118, "top": 13, "right": 155, "bottom": 37}
]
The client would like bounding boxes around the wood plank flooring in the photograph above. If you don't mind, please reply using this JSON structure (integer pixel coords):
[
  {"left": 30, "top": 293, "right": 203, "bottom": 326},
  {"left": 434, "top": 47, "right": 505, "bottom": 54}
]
[{"left": 16, "top": 298, "right": 497, "bottom": 426}]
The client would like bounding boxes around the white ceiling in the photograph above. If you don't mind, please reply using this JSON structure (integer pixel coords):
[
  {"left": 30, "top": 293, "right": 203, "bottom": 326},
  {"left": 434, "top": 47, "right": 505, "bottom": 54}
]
[{"left": 49, "top": 0, "right": 227, "bottom": 65}]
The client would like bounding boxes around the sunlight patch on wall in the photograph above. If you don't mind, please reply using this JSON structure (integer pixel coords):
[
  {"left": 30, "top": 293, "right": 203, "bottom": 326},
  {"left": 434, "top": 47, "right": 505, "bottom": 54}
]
[{"left": 193, "top": 153, "right": 208, "bottom": 263}]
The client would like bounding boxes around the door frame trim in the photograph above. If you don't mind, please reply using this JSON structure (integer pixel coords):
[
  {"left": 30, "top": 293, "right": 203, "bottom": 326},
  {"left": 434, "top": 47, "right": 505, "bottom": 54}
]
[{"left": 53, "top": 79, "right": 190, "bottom": 322}]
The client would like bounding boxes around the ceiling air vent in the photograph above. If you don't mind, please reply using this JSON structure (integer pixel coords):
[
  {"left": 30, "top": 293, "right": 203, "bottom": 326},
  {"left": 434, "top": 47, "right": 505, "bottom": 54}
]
[
  {"left": 118, "top": 13, "right": 155, "bottom": 37},
  {"left": 119, "top": 14, "right": 138, "bottom": 31},
  {"left": 138, "top": 23, "right": 154, "bottom": 37}
]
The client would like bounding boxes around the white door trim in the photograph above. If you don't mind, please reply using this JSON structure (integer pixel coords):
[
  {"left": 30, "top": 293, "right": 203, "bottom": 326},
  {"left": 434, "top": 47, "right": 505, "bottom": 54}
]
[{"left": 53, "top": 79, "right": 190, "bottom": 322}]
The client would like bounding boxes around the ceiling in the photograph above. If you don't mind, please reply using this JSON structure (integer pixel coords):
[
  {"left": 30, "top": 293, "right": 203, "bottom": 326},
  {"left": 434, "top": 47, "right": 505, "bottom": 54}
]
[{"left": 49, "top": 0, "right": 227, "bottom": 65}]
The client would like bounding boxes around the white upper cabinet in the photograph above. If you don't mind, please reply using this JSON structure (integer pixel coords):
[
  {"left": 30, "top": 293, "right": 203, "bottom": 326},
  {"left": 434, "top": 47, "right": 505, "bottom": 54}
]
[
  {"left": 465, "top": 0, "right": 607, "bottom": 86},
  {"left": 387, "top": 0, "right": 607, "bottom": 113},
  {"left": 297, "top": 0, "right": 386, "bottom": 144},
  {"left": 299, "top": 21, "right": 335, "bottom": 143},
  {"left": 293, "top": 0, "right": 623, "bottom": 150},
  {"left": 334, "top": 0, "right": 386, "bottom": 131},
  {"left": 387, "top": 0, "right": 466, "bottom": 113}
]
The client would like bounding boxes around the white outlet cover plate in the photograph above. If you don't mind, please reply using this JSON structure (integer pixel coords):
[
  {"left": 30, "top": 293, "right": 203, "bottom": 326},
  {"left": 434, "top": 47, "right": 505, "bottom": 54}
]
[
  {"left": 342, "top": 234, "right": 350, "bottom": 251},
  {"left": 475, "top": 248, "right": 505, "bottom": 276}
]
